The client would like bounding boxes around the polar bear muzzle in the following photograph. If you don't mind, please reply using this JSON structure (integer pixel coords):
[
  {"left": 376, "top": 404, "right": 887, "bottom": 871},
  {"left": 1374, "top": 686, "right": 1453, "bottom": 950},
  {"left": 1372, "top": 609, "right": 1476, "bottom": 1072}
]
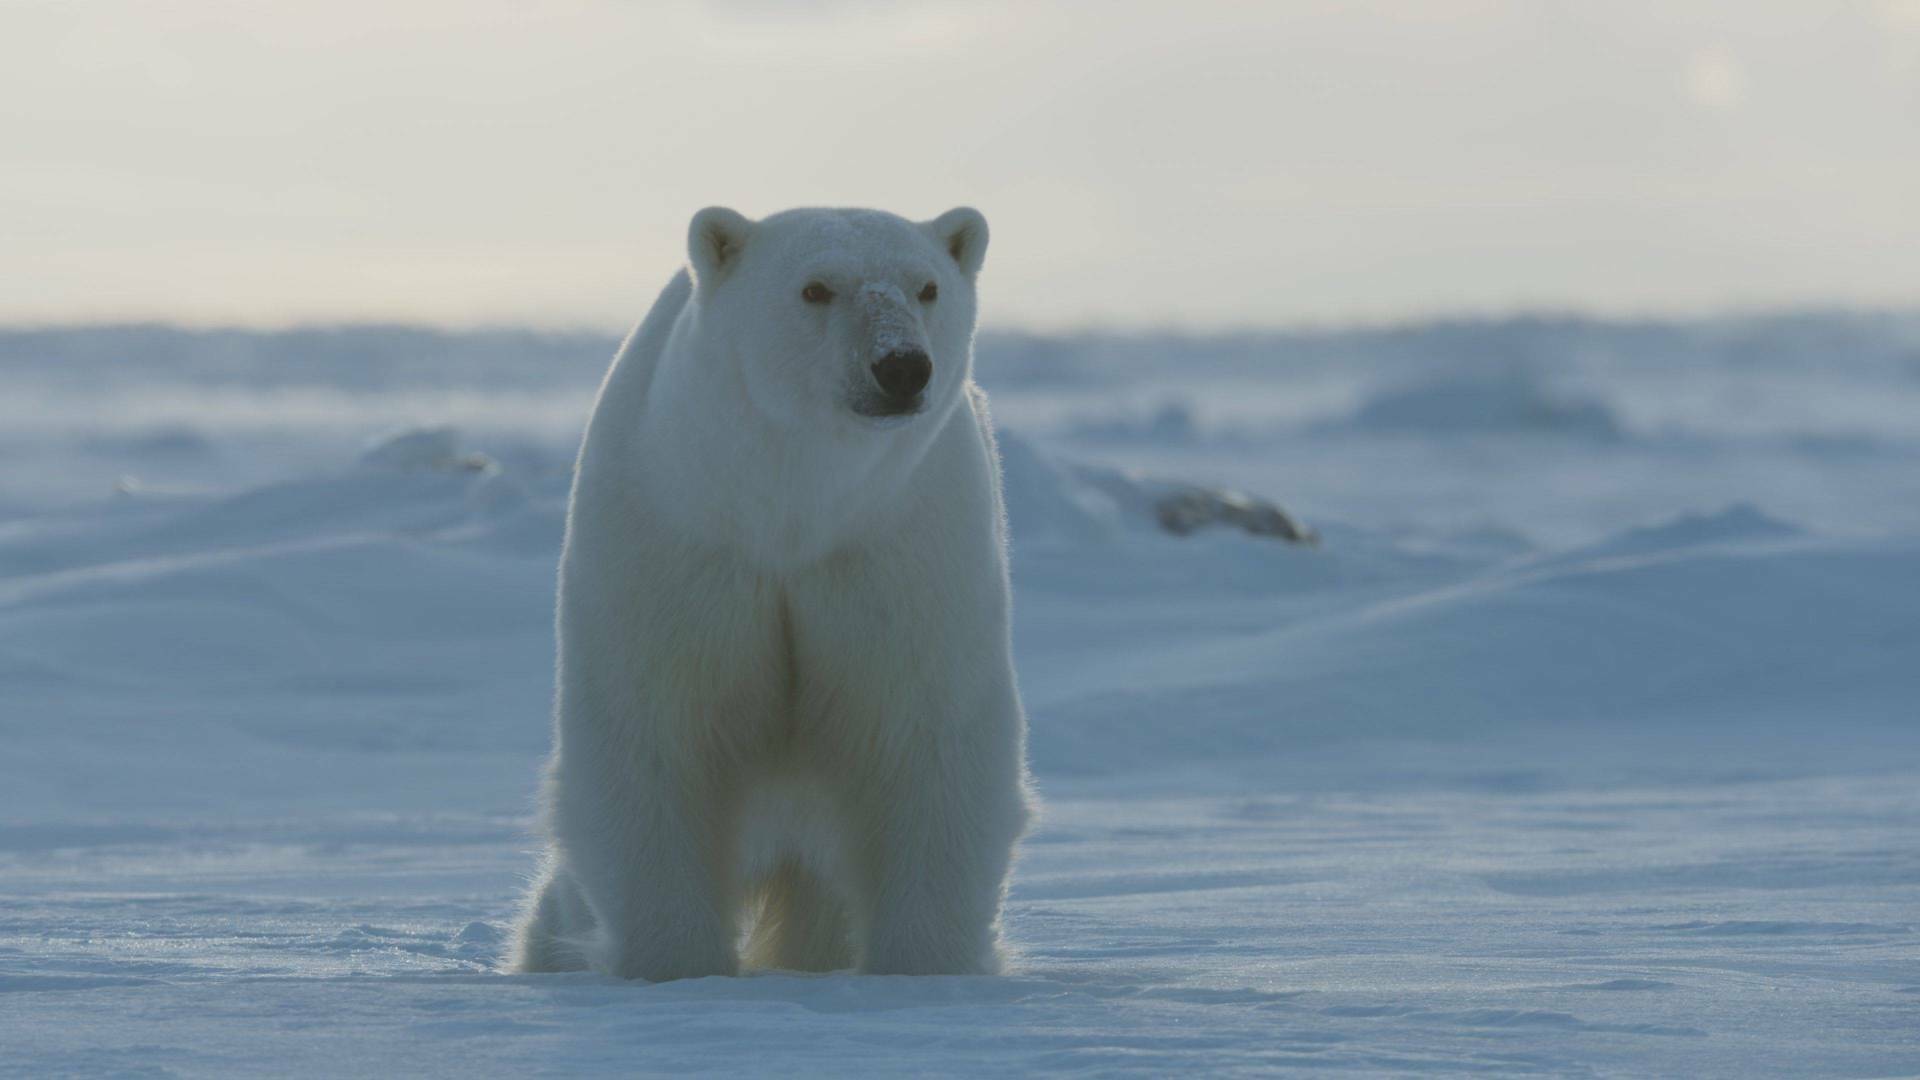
[{"left": 850, "top": 279, "right": 934, "bottom": 419}]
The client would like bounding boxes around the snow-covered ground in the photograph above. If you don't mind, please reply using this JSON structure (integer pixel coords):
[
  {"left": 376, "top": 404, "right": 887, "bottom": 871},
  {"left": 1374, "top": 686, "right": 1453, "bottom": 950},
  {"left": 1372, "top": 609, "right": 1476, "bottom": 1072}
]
[{"left": 3, "top": 317, "right": 1918, "bottom": 1076}]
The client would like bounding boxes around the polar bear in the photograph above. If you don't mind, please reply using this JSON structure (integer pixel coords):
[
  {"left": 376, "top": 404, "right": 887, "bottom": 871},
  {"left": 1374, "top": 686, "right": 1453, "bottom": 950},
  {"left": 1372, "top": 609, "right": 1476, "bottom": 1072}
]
[{"left": 509, "top": 206, "right": 1036, "bottom": 981}]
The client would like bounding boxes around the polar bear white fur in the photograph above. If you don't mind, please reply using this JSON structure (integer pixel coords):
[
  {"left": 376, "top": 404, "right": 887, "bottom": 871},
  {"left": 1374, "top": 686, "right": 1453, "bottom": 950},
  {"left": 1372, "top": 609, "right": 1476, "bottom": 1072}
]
[{"left": 509, "top": 206, "right": 1036, "bottom": 981}]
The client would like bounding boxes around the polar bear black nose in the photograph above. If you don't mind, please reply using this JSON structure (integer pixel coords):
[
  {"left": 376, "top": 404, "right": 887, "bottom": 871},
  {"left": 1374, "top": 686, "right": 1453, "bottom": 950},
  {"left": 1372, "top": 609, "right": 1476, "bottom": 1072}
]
[{"left": 872, "top": 350, "right": 932, "bottom": 399}]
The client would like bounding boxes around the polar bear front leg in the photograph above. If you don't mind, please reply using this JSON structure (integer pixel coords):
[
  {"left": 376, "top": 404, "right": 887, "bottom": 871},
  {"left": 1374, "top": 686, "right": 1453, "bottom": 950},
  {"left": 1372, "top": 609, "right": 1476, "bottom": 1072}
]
[
  {"left": 843, "top": 714, "right": 1030, "bottom": 976},
  {"left": 551, "top": 748, "right": 740, "bottom": 982},
  {"left": 786, "top": 465, "right": 1035, "bottom": 975}
]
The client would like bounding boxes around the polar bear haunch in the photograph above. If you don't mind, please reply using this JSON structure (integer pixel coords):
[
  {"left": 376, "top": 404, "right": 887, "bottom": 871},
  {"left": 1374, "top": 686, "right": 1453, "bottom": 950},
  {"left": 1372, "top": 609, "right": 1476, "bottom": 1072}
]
[{"left": 509, "top": 206, "right": 1037, "bottom": 981}]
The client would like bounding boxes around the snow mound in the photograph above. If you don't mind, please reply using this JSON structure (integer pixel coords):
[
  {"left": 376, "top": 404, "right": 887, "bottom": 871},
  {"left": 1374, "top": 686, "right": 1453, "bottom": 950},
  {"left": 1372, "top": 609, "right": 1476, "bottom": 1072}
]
[
  {"left": 1000, "top": 430, "right": 1315, "bottom": 546},
  {"left": 360, "top": 426, "right": 495, "bottom": 473},
  {"left": 1340, "top": 370, "right": 1622, "bottom": 439},
  {"left": 997, "top": 430, "right": 1122, "bottom": 544},
  {"left": 1024, "top": 504, "right": 1916, "bottom": 778},
  {"left": 1067, "top": 399, "right": 1202, "bottom": 443},
  {"left": 1558, "top": 502, "right": 1802, "bottom": 562},
  {"left": 1075, "top": 465, "right": 1318, "bottom": 545}
]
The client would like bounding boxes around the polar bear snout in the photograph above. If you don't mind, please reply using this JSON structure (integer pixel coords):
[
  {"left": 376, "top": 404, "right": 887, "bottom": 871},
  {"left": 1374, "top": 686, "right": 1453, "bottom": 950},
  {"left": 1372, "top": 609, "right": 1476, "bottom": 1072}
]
[{"left": 868, "top": 349, "right": 932, "bottom": 410}]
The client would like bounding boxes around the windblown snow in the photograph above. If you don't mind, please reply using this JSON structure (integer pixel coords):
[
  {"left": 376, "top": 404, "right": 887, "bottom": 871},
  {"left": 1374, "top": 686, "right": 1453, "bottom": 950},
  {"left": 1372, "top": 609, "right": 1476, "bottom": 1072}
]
[{"left": 2, "top": 317, "right": 1917, "bottom": 1076}]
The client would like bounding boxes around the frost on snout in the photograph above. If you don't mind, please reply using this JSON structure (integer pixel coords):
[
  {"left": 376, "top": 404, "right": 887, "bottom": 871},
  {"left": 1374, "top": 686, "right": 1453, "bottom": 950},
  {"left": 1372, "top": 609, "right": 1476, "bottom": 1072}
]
[{"left": 851, "top": 282, "right": 932, "bottom": 419}]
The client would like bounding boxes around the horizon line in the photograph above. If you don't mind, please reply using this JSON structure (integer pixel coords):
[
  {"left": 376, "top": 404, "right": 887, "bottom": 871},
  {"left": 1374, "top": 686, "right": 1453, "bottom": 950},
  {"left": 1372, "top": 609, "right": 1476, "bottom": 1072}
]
[{"left": 4, "top": 300, "right": 1918, "bottom": 342}]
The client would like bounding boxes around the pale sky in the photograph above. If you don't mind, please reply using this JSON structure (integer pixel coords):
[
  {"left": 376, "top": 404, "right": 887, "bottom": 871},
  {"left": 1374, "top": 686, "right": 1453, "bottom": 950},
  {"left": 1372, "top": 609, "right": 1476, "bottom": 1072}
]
[{"left": 4, "top": 1, "right": 1918, "bottom": 331}]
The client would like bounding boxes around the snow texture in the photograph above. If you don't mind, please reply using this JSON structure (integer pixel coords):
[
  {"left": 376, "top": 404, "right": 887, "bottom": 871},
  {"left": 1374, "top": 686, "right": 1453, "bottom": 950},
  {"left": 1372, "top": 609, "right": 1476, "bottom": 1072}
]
[{"left": 2, "top": 316, "right": 1918, "bottom": 1076}]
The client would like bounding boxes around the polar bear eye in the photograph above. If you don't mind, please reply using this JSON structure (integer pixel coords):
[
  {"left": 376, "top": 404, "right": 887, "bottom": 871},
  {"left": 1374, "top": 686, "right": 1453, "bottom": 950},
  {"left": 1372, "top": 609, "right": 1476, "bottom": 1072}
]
[
  {"left": 918, "top": 282, "right": 938, "bottom": 303},
  {"left": 801, "top": 282, "right": 834, "bottom": 305}
]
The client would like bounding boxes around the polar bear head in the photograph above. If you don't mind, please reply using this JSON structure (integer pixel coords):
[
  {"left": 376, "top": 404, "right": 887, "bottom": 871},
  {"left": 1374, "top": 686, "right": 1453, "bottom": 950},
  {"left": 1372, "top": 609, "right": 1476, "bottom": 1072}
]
[{"left": 684, "top": 206, "right": 988, "bottom": 431}]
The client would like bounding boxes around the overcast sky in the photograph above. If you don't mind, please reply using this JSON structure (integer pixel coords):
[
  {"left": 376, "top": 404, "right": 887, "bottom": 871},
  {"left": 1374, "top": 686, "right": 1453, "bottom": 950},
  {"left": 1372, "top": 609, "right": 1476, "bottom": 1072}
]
[{"left": 4, "top": 1, "right": 1917, "bottom": 330}]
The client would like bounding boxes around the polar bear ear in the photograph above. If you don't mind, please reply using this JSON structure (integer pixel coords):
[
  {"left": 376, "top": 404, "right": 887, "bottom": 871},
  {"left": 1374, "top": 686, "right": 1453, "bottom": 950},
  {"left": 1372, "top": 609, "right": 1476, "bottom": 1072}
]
[
  {"left": 929, "top": 207, "right": 989, "bottom": 278},
  {"left": 688, "top": 206, "right": 754, "bottom": 288}
]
